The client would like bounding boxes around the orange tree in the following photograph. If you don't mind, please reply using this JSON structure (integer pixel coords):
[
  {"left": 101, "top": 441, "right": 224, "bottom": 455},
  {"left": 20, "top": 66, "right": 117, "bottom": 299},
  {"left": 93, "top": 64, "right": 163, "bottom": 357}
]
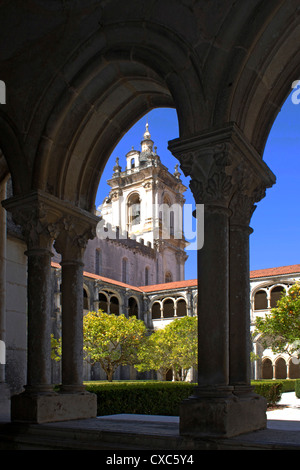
[
  {"left": 254, "top": 283, "right": 300, "bottom": 359},
  {"left": 83, "top": 310, "right": 146, "bottom": 381}
]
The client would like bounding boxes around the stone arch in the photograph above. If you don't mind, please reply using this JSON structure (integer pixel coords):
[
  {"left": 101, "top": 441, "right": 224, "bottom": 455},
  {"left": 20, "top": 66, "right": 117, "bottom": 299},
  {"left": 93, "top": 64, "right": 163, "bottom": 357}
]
[
  {"left": 127, "top": 192, "right": 141, "bottom": 227},
  {"left": 151, "top": 301, "right": 161, "bottom": 320},
  {"left": 30, "top": 20, "right": 204, "bottom": 211},
  {"left": 176, "top": 297, "right": 187, "bottom": 317},
  {"left": 83, "top": 286, "right": 90, "bottom": 311},
  {"left": 254, "top": 289, "right": 268, "bottom": 310},
  {"left": 128, "top": 296, "right": 139, "bottom": 318},
  {"left": 162, "top": 297, "right": 175, "bottom": 318},
  {"left": 275, "top": 356, "right": 287, "bottom": 380},
  {"left": 262, "top": 357, "right": 273, "bottom": 380},
  {"left": 270, "top": 285, "right": 286, "bottom": 308},
  {"left": 288, "top": 357, "right": 300, "bottom": 379},
  {"left": 98, "top": 291, "right": 109, "bottom": 313},
  {"left": 110, "top": 295, "right": 119, "bottom": 315}
]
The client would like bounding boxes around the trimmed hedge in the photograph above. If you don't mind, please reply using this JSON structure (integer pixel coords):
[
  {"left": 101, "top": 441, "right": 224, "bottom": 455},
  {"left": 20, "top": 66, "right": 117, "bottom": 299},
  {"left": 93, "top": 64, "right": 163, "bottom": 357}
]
[
  {"left": 84, "top": 380, "right": 284, "bottom": 416},
  {"left": 252, "top": 380, "right": 283, "bottom": 405},
  {"left": 295, "top": 379, "right": 300, "bottom": 398},
  {"left": 85, "top": 381, "right": 193, "bottom": 416}
]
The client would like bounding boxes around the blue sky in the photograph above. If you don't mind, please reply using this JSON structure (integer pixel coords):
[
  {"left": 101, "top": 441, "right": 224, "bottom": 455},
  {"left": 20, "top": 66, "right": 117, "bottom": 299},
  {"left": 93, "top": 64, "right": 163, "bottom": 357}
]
[{"left": 96, "top": 94, "right": 300, "bottom": 280}]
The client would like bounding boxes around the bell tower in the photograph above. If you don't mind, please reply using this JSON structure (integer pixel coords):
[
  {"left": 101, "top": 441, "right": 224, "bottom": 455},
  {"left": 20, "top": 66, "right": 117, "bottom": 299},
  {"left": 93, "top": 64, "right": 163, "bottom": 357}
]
[{"left": 99, "top": 122, "right": 188, "bottom": 283}]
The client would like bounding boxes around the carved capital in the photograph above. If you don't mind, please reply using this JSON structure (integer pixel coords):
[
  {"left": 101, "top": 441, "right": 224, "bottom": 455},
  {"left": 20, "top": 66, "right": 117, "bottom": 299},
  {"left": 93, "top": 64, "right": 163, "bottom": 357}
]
[
  {"left": 54, "top": 215, "right": 96, "bottom": 262},
  {"left": 168, "top": 124, "right": 276, "bottom": 213},
  {"left": 2, "top": 194, "right": 59, "bottom": 251},
  {"left": 2, "top": 190, "right": 99, "bottom": 258}
]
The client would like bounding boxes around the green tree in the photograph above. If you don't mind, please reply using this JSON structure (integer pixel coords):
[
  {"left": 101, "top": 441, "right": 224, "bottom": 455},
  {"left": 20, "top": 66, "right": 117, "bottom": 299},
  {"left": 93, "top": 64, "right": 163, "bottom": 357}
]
[
  {"left": 135, "top": 316, "right": 198, "bottom": 381},
  {"left": 83, "top": 310, "right": 147, "bottom": 381},
  {"left": 51, "top": 334, "right": 61, "bottom": 362},
  {"left": 254, "top": 283, "right": 300, "bottom": 359}
]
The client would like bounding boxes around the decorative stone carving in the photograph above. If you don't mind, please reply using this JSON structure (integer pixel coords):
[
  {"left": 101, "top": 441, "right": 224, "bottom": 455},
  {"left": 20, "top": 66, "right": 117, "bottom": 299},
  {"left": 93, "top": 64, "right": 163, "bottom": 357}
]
[{"left": 169, "top": 123, "right": 276, "bottom": 212}]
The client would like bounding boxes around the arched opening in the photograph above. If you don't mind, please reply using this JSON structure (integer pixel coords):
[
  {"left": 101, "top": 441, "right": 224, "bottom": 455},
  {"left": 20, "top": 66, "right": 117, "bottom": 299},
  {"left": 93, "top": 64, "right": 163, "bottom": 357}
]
[
  {"left": 151, "top": 302, "right": 161, "bottom": 320},
  {"left": 288, "top": 358, "right": 300, "bottom": 379},
  {"left": 83, "top": 288, "right": 89, "bottom": 310},
  {"left": 144, "top": 267, "right": 149, "bottom": 286},
  {"left": 128, "top": 297, "right": 138, "bottom": 317},
  {"left": 163, "top": 299, "right": 174, "bottom": 318},
  {"left": 98, "top": 292, "right": 108, "bottom": 313},
  {"left": 262, "top": 358, "right": 273, "bottom": 379},
  {"left": 254, "top": 290, "right": 268, "bottom": 310},
  {"left": 165, "top": 272, "right": 172, "bottom": 283},
  {"left": 176, "top": 299, "right": 187, "bottom": 317},
  {"left": 127, "top": 193, "right": 141, "bottom": 227},
  {"left": 275, "top": 357, "right": 287, "bottom": 379},
  {"left": 110, "top": 296, "right": 119, "bottom": 315},
  {"left": 270, "top": 286, "right": 285, "bottom": 308}
]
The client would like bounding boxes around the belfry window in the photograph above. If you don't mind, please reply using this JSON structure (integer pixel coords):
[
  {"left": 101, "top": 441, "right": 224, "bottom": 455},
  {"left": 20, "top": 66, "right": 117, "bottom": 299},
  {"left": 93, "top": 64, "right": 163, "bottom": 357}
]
[{"left": 128, "top": 193, "right": 141, "bottom": 226}]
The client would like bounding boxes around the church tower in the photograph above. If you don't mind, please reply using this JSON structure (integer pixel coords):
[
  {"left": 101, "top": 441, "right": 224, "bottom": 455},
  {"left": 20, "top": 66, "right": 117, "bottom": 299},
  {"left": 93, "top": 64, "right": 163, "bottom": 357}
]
[{"left": 85, "top": 122, "right": 188, "bottom": 286}]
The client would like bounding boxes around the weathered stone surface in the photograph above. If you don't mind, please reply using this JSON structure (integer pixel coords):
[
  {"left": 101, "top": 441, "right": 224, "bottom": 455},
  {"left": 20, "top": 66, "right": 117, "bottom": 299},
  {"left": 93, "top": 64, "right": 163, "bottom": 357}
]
[
  {"left": 11, "top": 392, "right": 97, "bottom": 424},
  {"left": 179, "top": 394, "right": 267, "bottom": 438}
]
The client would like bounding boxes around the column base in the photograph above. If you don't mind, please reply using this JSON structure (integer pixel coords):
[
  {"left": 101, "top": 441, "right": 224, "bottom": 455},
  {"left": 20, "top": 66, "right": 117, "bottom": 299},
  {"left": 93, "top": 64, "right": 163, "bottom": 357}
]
[
  {"left": 11, "top": 390, "right": 97, "bottom": 424},
  {"left": 179, "top": 392, "right": 267, "bottom": 438}
]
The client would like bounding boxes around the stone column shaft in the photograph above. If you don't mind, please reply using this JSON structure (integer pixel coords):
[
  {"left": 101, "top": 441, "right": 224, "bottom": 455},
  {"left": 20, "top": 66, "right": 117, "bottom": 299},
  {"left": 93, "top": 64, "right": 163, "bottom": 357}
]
[
  {"left": 54, "top": 214, "right": 97, "bottom": 394},
  {"left": 60, "top": 259, "right": 85, "bottom": 392},
  {"left": 197, "top": 206, "right": 231, "bottom": 392},
  {"left": 26, "top": 247, "right": 53, "bottom": 391}
]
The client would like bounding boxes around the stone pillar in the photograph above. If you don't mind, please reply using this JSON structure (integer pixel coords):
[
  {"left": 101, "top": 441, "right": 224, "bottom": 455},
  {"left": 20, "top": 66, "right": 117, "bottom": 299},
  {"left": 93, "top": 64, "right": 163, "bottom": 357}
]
[
  {"left": 54, "top": 215, "right": 96, "bottom": 393},
  {"left": 2, "top": 191, "right": 98, "bottom": 422},
  {"left": 169, "top": 123, "right": 275, "bottom": 437},
  {"left": 229, "top": 184, "right": 266, "bottom": 394}
]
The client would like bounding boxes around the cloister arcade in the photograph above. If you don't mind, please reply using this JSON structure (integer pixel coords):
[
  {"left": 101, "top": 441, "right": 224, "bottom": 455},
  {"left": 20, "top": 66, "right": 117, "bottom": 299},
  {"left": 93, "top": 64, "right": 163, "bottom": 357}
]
[{"left": 1, "top": 0, "right": 300, "bottom": 439}]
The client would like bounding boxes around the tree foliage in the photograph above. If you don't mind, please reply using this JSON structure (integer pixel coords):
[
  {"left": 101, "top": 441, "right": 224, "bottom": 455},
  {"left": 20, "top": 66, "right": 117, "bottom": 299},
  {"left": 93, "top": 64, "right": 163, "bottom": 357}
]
[
  {"left": 135, "top": 316, "right": 198, "bottom": 381},
  {"left": 83, "top": 310, "right": 146, "bottom": 381},
  {"left": 254, "top": 283, "right": 300, "bottom": 358}
]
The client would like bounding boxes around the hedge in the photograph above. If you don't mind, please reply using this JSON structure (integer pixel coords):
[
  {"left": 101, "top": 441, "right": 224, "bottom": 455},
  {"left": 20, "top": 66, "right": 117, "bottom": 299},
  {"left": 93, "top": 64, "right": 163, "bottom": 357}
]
[
  {"left": 84, "top": 380, "right": 283, "bottom": 416},
  {"left": 295, "top": 379, "right": 300, "bottom": 398}
]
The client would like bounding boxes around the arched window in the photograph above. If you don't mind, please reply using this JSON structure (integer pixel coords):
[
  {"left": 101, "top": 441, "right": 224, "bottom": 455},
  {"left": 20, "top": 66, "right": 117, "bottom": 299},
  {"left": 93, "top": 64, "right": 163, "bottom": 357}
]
[
  {"left": 99, "top": 292, "right": 108, "bottom": 312},
  {"left": 163, "top": 299, "right": 174, "bottom": 318},
  {"left": 110, "top": 296, "right": 119, "bottom": 315},
  {"left": 145, "top": 267, "right": 149, "bottom": 286},
  {"left": 151, "top": 302, "right": 161, "bottom": 319},
  {"left": 289, "top": 357, "right": 300, "bottom": 379},
  {"left": 165, "top": 271, "right": 172, "bottom": 283},
  {"left": 128, "top": 297, "right": 138, "bottom": 317},
  {"left": 122, "top": 257, "right": 128, "bottom": 283},
  {"left": 176, "top": 299, "right": 187, "bottom": 317},
  {"left": 262, "top": 358, "right": 273, "bottom": 379},
  {"left": 254, "top": 290, "right": 268, "bottom": 310},
  {"left": 83, "top": 288, "right": 89, "bottom": 310},
  {"left": 128, "top": 193, "right": 141, "bottom": 226},
  {"left": 270, "top": 286, "right": 285, "bottom": 308},
  {"left": 95, "top": 248, "right": 102, "bottom": 275},
  {"left": 275, "top": 357, "right": 287, "bottom": 379}
]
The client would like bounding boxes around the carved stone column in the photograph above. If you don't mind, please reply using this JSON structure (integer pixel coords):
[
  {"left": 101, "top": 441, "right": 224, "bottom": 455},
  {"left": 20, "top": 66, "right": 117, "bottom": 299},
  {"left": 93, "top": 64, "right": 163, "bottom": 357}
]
[
  {"left": 54, "top": 215, "right": 96, "bottom": 393},
  {"left": 169, "top": 123, "right": 275, "bottom": 437},
  {"left": 2, "top": 191, "right": 98, "bottom": 422},
  {"left": 229, "top": 180, "right": 269, "bottom": 395},
  {"left": 3, "top": 194, "right": 58, "bottom": 396}
]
